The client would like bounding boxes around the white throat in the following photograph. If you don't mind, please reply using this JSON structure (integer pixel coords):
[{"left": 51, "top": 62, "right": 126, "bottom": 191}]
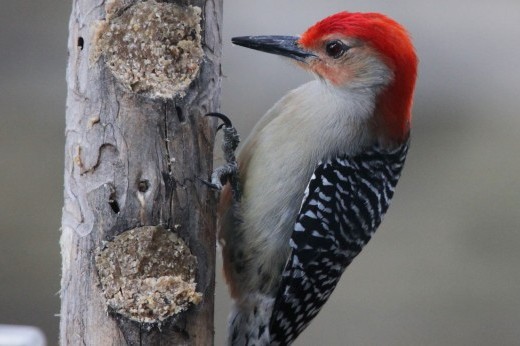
[{"left": 251, "top": 80, "right": 378, "bottom": 160}]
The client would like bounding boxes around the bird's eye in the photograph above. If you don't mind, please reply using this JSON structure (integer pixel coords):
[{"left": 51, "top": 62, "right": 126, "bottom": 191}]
[{"left": 325, "top": 41, "right": 347, "bottom": 59}]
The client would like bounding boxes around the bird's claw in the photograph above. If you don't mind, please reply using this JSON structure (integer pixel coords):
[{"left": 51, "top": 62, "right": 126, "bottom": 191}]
[
  {"left": 197, "top": 176, "right": 222, "bottom": 190},
  {"left": 206, "top": 113, "right": 240, "bottom": 162},
  {"left": 204, "top": 113, "right": 241, "bottom": 200}
]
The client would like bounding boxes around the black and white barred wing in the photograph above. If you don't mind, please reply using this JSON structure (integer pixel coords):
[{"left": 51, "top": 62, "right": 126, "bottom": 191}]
[{"left": 269, "top": 140, "right": 409, "bottom": 345}]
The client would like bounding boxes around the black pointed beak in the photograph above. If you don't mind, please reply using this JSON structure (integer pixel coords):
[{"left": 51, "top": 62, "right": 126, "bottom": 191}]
[{"left": 231, "top": 35, "right": 316, "bottom": 62}]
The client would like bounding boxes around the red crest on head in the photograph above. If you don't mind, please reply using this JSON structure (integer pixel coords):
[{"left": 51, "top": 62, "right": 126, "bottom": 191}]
[{"left": 300, "top": 12, "right": 418, "bottom": 141}]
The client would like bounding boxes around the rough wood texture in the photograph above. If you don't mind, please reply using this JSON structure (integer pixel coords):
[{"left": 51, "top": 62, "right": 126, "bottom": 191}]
[{"left": 60, "top": 0, "right": 222, "bottom": 344}]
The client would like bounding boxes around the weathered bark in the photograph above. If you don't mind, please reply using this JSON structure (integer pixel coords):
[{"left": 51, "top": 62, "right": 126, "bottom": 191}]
[{"left": 60, "top": 0, "right": 222, "bottom": 345}]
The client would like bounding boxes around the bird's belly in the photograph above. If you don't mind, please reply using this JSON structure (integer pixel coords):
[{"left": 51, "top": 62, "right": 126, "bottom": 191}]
[{"left": 238, "top": 148, "right": 317, "bottom": 294}]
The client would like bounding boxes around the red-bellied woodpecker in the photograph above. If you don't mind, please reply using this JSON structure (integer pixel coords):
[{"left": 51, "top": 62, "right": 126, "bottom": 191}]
[{"left": 207, "top": 11, "right": 418, "bottom": 346}]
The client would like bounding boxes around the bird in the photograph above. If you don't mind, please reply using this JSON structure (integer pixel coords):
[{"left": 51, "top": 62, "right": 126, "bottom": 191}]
[{"left": 208, "top": 11, "right": 418, "bottom": 346}]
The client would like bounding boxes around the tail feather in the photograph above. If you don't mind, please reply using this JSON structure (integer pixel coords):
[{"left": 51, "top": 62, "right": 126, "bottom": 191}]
[{"left": 227, "top": 293, "right": 275, "bottom": 346}]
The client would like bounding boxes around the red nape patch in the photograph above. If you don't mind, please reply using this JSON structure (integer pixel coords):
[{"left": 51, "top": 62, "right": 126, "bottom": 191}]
[{"left": 300, "top": 12, "right": 418, "bottom": 141}]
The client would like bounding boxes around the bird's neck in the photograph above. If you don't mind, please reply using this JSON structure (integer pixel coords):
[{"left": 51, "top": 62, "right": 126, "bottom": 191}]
[{"left": 287, "top": 80, "right": 379, "bottom": 157}]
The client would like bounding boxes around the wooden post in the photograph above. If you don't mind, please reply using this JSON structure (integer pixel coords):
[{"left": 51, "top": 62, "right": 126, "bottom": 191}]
[{"left": 60, "top": 0, "right": 222, "bottom": 344}]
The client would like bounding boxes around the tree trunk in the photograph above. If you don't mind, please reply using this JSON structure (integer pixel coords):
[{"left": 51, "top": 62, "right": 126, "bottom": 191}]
[{"left": 60, "top": 0, "right": 222, "bottom": 345}]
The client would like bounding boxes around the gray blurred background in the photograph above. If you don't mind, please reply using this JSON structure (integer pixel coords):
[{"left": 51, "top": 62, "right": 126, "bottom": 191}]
[{"left": 1, "top": 1, "right": 519, "bottom": 345}]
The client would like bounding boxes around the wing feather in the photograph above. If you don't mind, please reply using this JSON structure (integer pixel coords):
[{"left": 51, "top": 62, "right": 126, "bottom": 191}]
[{"left": 269, "top": 139, "right": 409, "bottom": 345}]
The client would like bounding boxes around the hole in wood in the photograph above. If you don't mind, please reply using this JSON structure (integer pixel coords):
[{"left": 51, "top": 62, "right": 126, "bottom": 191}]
[
  {"left": 138, "top": 179, "right": 150, "bottom": 192},
  {"left": 108, "top": 199, "right": 120, "bottom": 213},
  {"left": 175, "top": 106, "right": 185, "bottom": 123},
  {"left": 78, "top": 37, "right": 84, "bottom": 50}
]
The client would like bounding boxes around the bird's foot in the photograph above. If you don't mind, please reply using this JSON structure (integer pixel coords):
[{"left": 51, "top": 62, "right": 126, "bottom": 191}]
[{"left": 204, "top": 113, "right": 241, "bottom": 200}]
